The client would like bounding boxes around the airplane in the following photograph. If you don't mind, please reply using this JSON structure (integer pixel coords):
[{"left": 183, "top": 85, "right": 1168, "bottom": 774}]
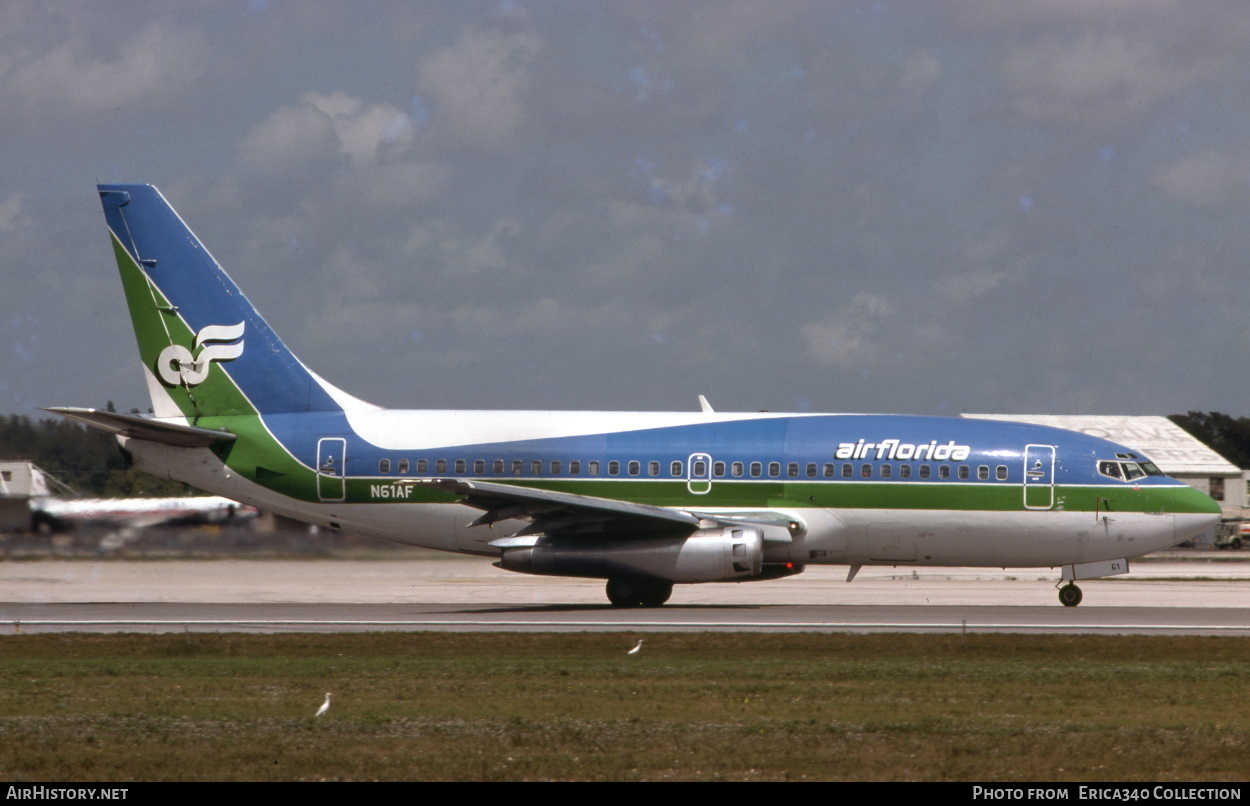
[{"left": 48, "top": 183, "right": 1222, "bottom": 608}]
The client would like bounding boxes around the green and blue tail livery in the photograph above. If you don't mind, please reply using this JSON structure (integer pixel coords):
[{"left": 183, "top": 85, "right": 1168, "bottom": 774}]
[{"left": 99, "top": 183, "right": 369, "bottom": 420}]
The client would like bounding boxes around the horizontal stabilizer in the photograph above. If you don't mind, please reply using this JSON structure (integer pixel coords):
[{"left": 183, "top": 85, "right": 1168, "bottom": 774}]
[{"left": 43, "top": 407, "right": 237, "bottom": 448}]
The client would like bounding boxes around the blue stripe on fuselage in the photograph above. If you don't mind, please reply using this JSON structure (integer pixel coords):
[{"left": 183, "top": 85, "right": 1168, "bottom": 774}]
[{"left": 258, "top": 412, "right": 1173, "bottom": 488}]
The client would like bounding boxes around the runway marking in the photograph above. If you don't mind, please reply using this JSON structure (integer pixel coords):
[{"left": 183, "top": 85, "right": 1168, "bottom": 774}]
[{"left": 9, "top": 619, "right": 1250, "bottom": 633}]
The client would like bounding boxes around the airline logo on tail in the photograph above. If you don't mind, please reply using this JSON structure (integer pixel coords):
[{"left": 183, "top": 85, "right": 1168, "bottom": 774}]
[{"left": 155, "top": 322, "right": 245, "bottom": 387}]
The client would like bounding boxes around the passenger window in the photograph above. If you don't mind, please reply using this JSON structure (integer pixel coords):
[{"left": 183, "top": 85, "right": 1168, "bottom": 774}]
[
  {"left": 750, "top": 462, "right": 762, "bottom": 478},
  {"left": 512, "top": 460, "right": 523, "bottom": 475},
  {"left": 608, "top": 461, "right": 620, "bottom": 476},
  {"left": 938, "top": 465, "right": 950, "bottom": 480},
  {"left": 398, "top": 459, "right": 409, "bottom": 474},
  {"left": 899, "top": 464, "right": 911, "bottom": 479},
  {"left": 732, "top": 461, "right": 744, "bottom": 477},
  {"left": 958, "top": 465, "right": 970, "bottom": 480},
  {"left": 823, "top": 463, "right": 834, "bottom": 478},
  {"left": 473, "top": 459, "right": 485, "bottom": 474},
  {"left": 671, "top": 461, "right": 682, "bottom": 476},
  {"left": 646, "top": 461, "right": 658, "bottom": 476},
  {"left": 880, "top": 463, "right": 892, "bottom": 479},
  {"left": 570, "top": 460, "right": 581, "bottom": 474},
  {"left": 551, "top": 460, "right": 561, "bottom": 474},
  {"left": 806, "top": 462, "right": 816, "bottom": 478},
  {"left": 977, "top": 465, "right": 989, "bottom": 480},
  {"left": 628, "top": 460, "right": 640, "bottom": 476},
  {"left": 417, "top": 459, "right": 428, "bottom": 474},
  {"left": 455, "top": 459, "right": 466, "bottom": 474},
  {"left": 531, "top": 460, "right": 542, "bottom": 475},
  {"left": 918, "top": 464, "right": 930, "bottom": 480},
  {"left": 588, "top": 460, "right": 600, "bottom": 474},
  {"left": 842, "top": 463, "right": 853, "bottom": 478},
  {"left": 713, "top": 461, "right": 725, "bottom": 477},
  {"left": 379, "top": 458, "right": 391, "bottom": 474},
  {"left": 861, "top": 463, "right": 872, "bottom": 479},
  {"left": 768, "top": 462, "right": 780, "bottom": 477},
  {"left": 694, "top": 460, "right": 707, "bottom": 476},
  {"left": 787, "top": 463, "right": 799, "bottom": 478},
  {"left": 435, "top": 459, "right": 447, "bottom": 474},
  {"left": 996, "top": 465, "right": 1008, "bottom": 481}
]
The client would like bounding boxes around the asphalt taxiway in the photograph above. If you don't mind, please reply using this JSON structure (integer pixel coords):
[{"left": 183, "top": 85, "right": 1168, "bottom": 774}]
[{"left": 1, "top": 554, "right": 1246, "bottom": 635}]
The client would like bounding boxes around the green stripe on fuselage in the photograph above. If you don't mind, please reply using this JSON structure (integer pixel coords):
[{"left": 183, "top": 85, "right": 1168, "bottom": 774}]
[{"left": 340, "top": 475, "right": 1200, "bottom": 514}]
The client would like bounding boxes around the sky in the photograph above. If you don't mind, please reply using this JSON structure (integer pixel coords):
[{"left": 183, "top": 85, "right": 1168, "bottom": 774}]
[{"left": 4, "top": 0, "right": 1250, "bottom": 420}]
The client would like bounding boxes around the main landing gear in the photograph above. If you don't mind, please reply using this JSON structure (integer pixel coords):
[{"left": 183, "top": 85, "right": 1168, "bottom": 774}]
[
  {"left": 606, "top": 576, "right": 673, "bottom": 608},
  {"left": 1057, "top": 583, "right": 1083, "bottom": 607}
]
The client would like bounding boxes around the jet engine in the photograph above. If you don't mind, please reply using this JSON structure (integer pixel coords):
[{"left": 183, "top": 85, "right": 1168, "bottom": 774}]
[{"left": 497, "top": 526, "right": 767, "bottom": 583}]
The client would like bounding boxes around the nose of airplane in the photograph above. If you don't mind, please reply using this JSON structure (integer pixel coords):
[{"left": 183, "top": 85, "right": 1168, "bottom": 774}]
[{"left": 1171, "top": 483, "right": 1223, "bottom": 546}]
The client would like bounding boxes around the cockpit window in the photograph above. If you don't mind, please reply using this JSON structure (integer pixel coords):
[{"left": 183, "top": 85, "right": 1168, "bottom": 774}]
[{"left": 1099, "top": 458, "right": 1166, "bottom": 481}]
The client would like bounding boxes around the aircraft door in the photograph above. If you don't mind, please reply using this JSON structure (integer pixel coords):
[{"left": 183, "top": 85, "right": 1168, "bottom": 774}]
[
  {"left": 1023, "top": 444, "right": 1055, "bottom": 510},
  {"left": 687, "top": 452, "right": 712, "bottom": 495},
  {"left": 317, "top": 437, "right": 347, "bottom": 502}
]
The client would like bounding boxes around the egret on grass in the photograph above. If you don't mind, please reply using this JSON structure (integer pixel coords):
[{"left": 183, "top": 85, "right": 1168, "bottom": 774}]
[
  {"left": 628, "top": 640, "right": 643, "bottom": 655},
  {"left": 315, "top": 692, "right": 332, "bottom": 717}
]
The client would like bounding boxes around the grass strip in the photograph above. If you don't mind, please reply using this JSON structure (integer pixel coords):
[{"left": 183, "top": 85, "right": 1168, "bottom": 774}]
[{"left": 0, "top": 632, "right": 1246, "bottom": 781}]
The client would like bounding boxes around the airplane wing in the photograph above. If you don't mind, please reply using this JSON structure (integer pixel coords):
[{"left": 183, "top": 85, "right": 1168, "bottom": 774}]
[
  {"left": 416, "top": 478, "right": 702, "bottom": 538},
  {"left": 415, "top": 478, "right": 797, "bottom": 542}
]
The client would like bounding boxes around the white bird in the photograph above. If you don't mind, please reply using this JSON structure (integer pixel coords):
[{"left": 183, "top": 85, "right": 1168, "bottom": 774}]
[
  {"left": 315, "top": 692, "right": 332, "bottom": 717},
  {"left": 627, "top": 640, "right": 643, "bottom": 655}
]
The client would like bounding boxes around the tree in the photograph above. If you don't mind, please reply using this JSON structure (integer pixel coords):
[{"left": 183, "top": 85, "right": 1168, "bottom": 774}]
[
  {"left": 1169, "top": 412, "right": 1250, "bottom": 469},
  {"left": 0, "top": 414, "right": 198, "bottom": 497}
]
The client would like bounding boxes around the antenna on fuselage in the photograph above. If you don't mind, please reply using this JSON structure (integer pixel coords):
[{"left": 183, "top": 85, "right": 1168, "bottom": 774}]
[{"left": 698, "top": 394, "right": 715, "bottom": 413}]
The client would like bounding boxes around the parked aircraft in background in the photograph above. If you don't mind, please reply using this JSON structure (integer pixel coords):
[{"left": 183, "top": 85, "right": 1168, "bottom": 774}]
[
  {"left": 48, "top": 184, "right": 1221, "bottom": 607},
  {"left": 32, "top": 496, "right": 256, "bottom": 552},
  {"left": 34, "top": 496, "right": 254, "bottom": 531}
]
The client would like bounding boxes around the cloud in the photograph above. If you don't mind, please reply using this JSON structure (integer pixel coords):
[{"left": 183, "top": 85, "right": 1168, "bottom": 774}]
[
  {"left": 241, "top": 92, "right": 416, "bottom": 177},
  {"left": 302, "top": 92, "right": 417, "bottom": 167},
  {"left": 1152, "top": 149, "right": 1250, "bottom": 207},
  {"left": 998, "top": 33, "right": 1213, "bottom": 127},
  {"left": 0, "top": 192, "right": 32, "bottom": 234},
  {"left": 1, "top": 19, "right": 209, "bottom": 120},
  {"left": 934, "top": 232, "right": 1025, "bottom": 304},
  {"left": 417, "top": 23, "right": 543, "bottom": 152},
  {"left": 899, "top": 49, "right": 942, "bottom": 92},
  {"left": 239, "top": 103, "right": 341, "bottom": 179},
  {"left": 949, "top": 0, "right": 1183, "bottom": 30},
  {"left": 802, "top": 293, "right": 895, "bottom": 370}
]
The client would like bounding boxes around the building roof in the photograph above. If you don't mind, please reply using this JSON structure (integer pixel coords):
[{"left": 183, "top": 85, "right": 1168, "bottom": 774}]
[
  {"left": 960, "top": 415, "right": 1241, "bottom": 476},
  {"left": 0, "top": 461, "right": 53, "bottom": 498}
]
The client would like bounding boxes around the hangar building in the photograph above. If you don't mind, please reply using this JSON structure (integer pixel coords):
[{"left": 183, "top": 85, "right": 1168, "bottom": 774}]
[{"left": 0, "top": 461, "right": 54, "bottom": 533}]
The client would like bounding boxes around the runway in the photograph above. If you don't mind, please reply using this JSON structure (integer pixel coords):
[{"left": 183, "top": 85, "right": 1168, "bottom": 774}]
[
  {"left": 4, "top": 601, "right": 1249, "bottom": 635},
  {"left": 1, "top": 554, "right": 1246, "bottom": 635}
]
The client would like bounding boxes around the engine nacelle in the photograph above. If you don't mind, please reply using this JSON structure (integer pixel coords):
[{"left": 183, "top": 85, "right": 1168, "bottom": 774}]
[{"left": 497, "top": 527, "right": 764, "bottom": 583}]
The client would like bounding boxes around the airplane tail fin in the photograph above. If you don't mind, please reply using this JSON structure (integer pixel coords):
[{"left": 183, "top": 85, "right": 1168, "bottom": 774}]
[{"left": 97, "top": 184, "right": 374, "bottom": 421}]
